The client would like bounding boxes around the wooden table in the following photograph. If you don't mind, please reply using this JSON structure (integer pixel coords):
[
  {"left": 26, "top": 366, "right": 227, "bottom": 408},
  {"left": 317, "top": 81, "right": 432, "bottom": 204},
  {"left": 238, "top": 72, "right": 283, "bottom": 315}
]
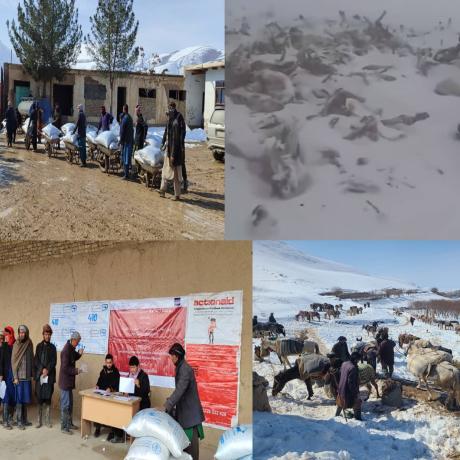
[{"left": 79, "top": 388, "right": 141, "bottom": 439}]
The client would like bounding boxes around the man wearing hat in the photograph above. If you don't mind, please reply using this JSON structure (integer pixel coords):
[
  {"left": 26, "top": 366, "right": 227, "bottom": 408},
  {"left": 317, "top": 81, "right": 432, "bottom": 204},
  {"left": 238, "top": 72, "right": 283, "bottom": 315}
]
[
  {"left": 34, "top": 324, "right": 57, "bottom": 428},
  {"left": 58, "top": 331, "right": 84, "bottom": 434},
  {"left": 165, "top": 343, "right": 205, "bottom": 460},
  {"left": 135, "top": 104, "right": 148, "bottom": 151},
  {"left": 72, "top": 104, "right": 87, "bottom": 167},
  {"left": 12, "top": 325, "right": 34, "bottom": 429},
  {"left": 331, "top": 336, "right": 351, "bottom": 363}
]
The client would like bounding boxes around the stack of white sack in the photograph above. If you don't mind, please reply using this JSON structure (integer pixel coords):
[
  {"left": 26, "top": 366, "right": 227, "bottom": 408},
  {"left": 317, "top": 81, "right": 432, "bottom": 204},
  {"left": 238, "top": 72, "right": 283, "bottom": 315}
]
[
  {"left": 134, "top": 144, "right": 164, "bottom": 169},
  {"left": 110, "top": 120, "right": 120, "bottom": 137},
  {"left": 86, "top": 125, "right": 98, "bottom": 143},
  {"left": 41, "top": 123, "right": 62, "bottom": 140},
  {"left": 61, "top": 123, "right": 75, "bottom": 135},
  {"left": 95, "top": 130, "right": 118, "bottom": 149},
  {"left": 146, "top": 129, "right": 164, "bottom": 148},
  {"left": 62, "top": 132, "right": 78, "bottom": 146},
  {"left": 214, "top": 425, "right": 253, "bottom": 460},
  {"left": 22, "top": 118, "right": 30, "bottom": 133},
  {"left": 124, "top": 409, "right": 191, "bottom": 460}
]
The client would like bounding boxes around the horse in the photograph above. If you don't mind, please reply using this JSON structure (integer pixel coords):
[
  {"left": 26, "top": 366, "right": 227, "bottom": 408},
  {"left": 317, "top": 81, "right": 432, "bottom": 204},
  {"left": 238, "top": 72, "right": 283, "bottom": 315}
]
[
  {"left": 362, "top": 324, "right": 377, "bottom": 337},
  {"left": 253, "top": 322, "right": 286, "bottom": 338}
]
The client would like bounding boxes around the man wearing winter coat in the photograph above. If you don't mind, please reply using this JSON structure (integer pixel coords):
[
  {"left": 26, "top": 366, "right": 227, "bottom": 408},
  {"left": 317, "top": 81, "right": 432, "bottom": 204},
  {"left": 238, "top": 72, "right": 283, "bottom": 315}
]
[
  {"left": 336, "top": 352, "right": 362, "bottom": 420},
  {"left": 5, "top": 101, "right": 17, "bottom": 147},
  {"left": 160, "top": 102, "right": 186, "bottom": 199},
  {"left": 97, "top": 106, "right": 113, "bottom": 134},
  {"left": 135, "top": 105, "right": 148, "bottom": 150},
  {"left": 331, "top": 336, "right": 351, "bottom": 363},
  {"left": 58, "top": 331, "right": 83, "bottom": 434},
  {"left": 28, "top": 102, "right": 38, "bottom": 151},
  {"left": 378, "top": 333, "right": 396, "bottom": 378},
  {"left": 72, "top": 105, "right": 87, "bottom": 167},
  {"left": 34, "top": 324, "right": 57, "bottom": 428},
  {"left": 119, "top": 104, "right": 134, "bottom": 180},
  {"left": 94, "top": 353, "right": 122, "bottom": 441},
  {"left": 165, "top": 343, "right": 205, "bottom": 460}
]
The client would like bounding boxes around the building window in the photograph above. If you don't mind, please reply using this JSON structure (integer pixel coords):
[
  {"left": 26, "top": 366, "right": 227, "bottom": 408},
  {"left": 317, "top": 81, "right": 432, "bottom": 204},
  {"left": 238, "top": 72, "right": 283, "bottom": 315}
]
[
  {"left": 179, "top": 90, "right": 186, "bottom": 101},
  {"left": 169, "top": 89, "right": 179, "bottom": 100},
  {"left": 215, "top": 80, "right": 225, "bottom": 106},
  {"left": 139, "top": 88, "right": 156, "bottom": 98}
]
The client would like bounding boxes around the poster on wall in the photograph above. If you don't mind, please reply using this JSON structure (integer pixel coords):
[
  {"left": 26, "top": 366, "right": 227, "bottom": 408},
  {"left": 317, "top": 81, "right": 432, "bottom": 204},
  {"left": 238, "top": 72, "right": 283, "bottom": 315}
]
[
  {"left": 185, "top": 290, "right": 243, "bottom": 429},
  {"left": 49, "top": 301, "right": 110, "bottom": 354},
  {"left": 108, "top": 305, "right": 186, "bottom": 388}
]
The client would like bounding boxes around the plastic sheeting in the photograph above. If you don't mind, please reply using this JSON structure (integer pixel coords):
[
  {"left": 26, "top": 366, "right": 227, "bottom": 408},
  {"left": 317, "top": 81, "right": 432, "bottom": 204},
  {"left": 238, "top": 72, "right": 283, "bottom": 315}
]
[
  {"left": 124, "top": 409, "right": 190, "bottom": 458},
  {"left": 215, "top": 425, "right": 253, "bottom": 460}
]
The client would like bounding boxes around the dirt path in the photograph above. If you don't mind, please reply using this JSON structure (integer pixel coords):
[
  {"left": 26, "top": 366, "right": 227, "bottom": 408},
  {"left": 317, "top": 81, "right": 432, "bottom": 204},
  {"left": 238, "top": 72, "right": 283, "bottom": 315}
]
[{"left": 0, "top": 135, "right": 224, "bottom": 240}]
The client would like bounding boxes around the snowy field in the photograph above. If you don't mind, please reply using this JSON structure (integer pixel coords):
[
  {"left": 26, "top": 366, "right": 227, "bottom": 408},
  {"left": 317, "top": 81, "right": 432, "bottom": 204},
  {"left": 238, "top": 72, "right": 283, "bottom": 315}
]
[
  {"left": 253, "top": 241, "right": 460, "bottom": 460},
  {"left": 226, "top": 0, "right": 460, "bottom": 239}
]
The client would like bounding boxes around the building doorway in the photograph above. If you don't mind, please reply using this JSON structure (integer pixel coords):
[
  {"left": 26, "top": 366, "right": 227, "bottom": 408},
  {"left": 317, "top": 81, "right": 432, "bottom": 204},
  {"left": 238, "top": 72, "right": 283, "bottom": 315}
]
[
  {"left": 53, "top": 84, "right": 73, "bottom": 116},
  {"left": 117, "top": 86, "right": 126, "bottom": 121}
]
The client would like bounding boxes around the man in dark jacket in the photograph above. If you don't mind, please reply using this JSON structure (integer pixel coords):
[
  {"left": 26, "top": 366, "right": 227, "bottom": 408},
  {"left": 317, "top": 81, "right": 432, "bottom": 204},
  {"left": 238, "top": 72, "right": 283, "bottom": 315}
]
[
  {"left": 97, "top": 106, "right": 113, "bottom": 134},
  {"left": 268, "top": 313, "right": 277, "bottom": 323},
  {"left": 165, "top": 343, "right": 205, "bottom": 460},
  {"left": 378, "top": 333, "right": 396, "bottom": 378},
  {"left": 336, "top": 352, "right": 362, "bottom": 420},
  {"left": 52, "top": 103, "right": 62, "bottom": 130},
  {"left": 5, "top": 101, "right": 17, "bottom": 147},
  {"left": 119, "top": 104, "right": 134, "bottom": 180},
  {"left": 72, "top": 104, "right": 87, "bottom": 167},
  {"left": 127, "top": 355, "right": 150, "bottom": 410},
  {"left": 28, "top": 102, "right": 38, "bottom": 151},
  {"left": 34, "top": 324, "right": 57, "bottom": 428},
  {"left": 94, "top": 354, "right": 121, "bottom": 441},
  {"left": 331, "top": 336, "right": 351, "bottom": 363},
  {"left": 58, "top": 331, "right": 83, "bottom": 434},
  {"left": 253, "top": 316, "right": 258, "bottom": 326},
  {"left": 135, "top": 104, "right": 148, "bottom": 151},
  {"left": 160, "top": 102, "right": 187, "bottom": 199},
  {"left": 14, "top": 108, "right": 21, "bottom": 142}
]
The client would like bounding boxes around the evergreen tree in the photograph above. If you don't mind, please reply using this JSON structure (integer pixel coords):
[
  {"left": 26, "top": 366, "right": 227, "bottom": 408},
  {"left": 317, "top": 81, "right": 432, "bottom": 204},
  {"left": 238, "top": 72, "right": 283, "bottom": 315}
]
[
  {"left": 7, "top": 0, "right": 82, "bottom": 98},
  {"left": 85, "top": 0, "right": 139, "bottom": 113}
]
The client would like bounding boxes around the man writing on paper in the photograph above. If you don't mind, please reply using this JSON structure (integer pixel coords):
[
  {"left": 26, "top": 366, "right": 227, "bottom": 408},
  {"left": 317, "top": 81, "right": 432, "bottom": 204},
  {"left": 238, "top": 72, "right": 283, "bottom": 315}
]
[
  {"left": 34, "top": 324, "right": 57, "bottom": 428},
  {"left": 94, "top": 354, "right": 123, "bottom": 443},
  {"left": 58, "top": 331, "right": 84, "bottom": 435}
]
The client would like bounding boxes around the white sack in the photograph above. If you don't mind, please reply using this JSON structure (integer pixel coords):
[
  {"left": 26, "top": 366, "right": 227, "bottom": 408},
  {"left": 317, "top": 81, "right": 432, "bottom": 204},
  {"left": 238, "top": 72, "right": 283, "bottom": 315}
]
[
  {"left": 124, "top": 437, "right": 170, "bottom": 460},
  {"left": 124, "top": 409, "right": 190, "bottom": 458},
  {"left": 215, "top": 425, "right": 253, "bottom": 460},
  {"left": 61, "top": 122, "right": 75, "bottom": 135},
  {"left": 135, "top": 144, "right": 164, "bottom": 168},
  {"left": 42, "top": 123, "right": 61, "bottom": 139},
  {"left": 95, "top": 130, "right": 117, "bottom": 149}
]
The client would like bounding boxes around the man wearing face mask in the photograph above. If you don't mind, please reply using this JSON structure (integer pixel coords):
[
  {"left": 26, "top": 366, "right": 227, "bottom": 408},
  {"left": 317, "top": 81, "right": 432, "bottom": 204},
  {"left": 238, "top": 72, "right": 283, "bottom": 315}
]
[
  {"left": 12, "top": 325, "right": 34, "bottom": 430},
  {"left": 160, "top": 102, "right": 187, "bottom": 200}
]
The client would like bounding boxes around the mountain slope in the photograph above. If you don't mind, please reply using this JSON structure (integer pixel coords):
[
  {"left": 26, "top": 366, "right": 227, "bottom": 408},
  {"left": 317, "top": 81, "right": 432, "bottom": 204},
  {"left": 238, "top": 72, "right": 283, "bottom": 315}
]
[{"left": 253, "top": 241, "right": 417, "bottom": 317}]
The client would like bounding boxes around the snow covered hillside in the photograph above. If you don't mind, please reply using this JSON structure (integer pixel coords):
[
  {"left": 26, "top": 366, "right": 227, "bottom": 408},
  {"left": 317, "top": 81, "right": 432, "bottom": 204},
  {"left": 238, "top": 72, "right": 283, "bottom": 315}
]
[
  {"left": 253, "top": 241, "right": 460, "bottom": 460},
  {"left": 226, "top": 0, "right": 460, "bottom": 239}
]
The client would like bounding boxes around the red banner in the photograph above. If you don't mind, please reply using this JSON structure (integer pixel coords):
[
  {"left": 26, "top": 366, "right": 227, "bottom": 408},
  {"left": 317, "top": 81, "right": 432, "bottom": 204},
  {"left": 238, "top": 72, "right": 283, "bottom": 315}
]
[
  {"left": 186, "top": 344, "right": 239, "bottom": 428},
  {"left": 108, "top": 308, "right": 186, "bottom": 377}
]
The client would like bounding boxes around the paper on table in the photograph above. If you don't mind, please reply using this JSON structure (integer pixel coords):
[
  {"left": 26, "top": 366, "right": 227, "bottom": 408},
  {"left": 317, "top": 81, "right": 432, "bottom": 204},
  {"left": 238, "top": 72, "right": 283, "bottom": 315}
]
[
  {"left": 119, "top": 377, "right": 135, "bottom": 394},
  {"left": 40, "top": 375, "right": 49, "bottom": 385},
  {"left": 0, "top": 381, "right": 6, "bottom": 399}
]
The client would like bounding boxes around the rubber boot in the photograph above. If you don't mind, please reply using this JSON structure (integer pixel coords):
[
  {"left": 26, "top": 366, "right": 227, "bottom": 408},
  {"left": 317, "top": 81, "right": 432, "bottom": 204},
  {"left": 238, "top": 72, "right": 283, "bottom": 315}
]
[
  {"left": 44, "top": 404, "right": 52, "bottom": 428},
  {"left": 3, "top": 404, "right": 12, "bottom": 430},
  {"left": 23, "top": 405, "right": 32, "bottom": 426},
  {"left": 335, "top": 407, "right": 342, "bottom": 417},
  {"left": 16, "top": 403, "right": 25, "bottom": 430},
  {"left": 354, "top": 409, "right": 363, "bottom": 421},
  {"left": 36, "top": 404, "right": 43, "bottom": 428}
]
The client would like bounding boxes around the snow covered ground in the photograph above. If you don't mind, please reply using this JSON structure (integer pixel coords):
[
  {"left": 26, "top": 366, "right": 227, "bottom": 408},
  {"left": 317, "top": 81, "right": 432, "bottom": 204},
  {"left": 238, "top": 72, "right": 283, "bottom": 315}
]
[
  {"left": 226, "top": 0, "right": 460, "bottom": 239},
  {"left": 253, "top": 241, "right": 460, "bottom": 460}
]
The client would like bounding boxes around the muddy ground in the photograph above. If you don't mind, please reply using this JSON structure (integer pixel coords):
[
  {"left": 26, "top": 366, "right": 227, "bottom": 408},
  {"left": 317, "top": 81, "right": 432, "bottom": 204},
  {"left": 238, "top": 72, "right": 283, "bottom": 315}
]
[
  {"left": 0, "top": 406, "right": 214, "bottom": 460},
  {"left": 0, "top": 134, "right": 224, "bottom": 240}
]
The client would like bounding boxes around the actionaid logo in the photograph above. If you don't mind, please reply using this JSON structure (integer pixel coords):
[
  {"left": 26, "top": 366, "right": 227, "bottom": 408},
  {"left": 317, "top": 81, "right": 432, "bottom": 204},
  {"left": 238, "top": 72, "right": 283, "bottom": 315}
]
[{"left": 193, "top": 296, "right": 235, "bottom": 306}]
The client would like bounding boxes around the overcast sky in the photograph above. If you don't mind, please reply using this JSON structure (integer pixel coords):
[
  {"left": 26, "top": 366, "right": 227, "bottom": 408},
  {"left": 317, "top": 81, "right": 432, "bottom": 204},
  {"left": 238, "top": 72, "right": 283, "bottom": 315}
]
[
  {"left": 0, "top": 0, "right": 224, "bottom": 54},
  {"left": 228, "top": 0, "right": 460, "bottom": 31},
  {"left": 287, "top": 241, "right": 460, "bottom": 291}
]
